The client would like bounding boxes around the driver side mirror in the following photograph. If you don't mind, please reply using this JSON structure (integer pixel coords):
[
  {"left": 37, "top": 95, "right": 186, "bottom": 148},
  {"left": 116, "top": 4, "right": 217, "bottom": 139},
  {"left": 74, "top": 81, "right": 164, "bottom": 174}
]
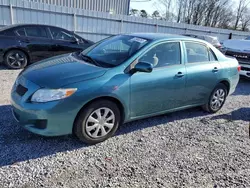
[
  {"left": 131, "top": 61, "right": 153, "bottom": 73},
  {"left": 70, "top": 36, "right": 79, "bottom": 44}
]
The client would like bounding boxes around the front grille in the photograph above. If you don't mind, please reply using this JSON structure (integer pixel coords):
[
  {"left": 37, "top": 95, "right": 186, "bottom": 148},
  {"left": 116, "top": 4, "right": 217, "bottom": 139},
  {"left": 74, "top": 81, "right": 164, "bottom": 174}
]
[
  {"left": 16, "top": 84, "right": 28, "bottom": 96},
  {"left": 225, "top": 51, "right": 250, "bottom": 63},
  {"left": 241, "top": 66, "right": 250, "bottom": 71}
]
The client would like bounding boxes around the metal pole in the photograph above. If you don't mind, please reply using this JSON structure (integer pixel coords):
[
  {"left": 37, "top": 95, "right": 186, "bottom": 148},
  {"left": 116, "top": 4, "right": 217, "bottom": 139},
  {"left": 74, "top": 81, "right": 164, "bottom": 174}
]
[
  {"left": 155, "top": 24, "right": 158, "bottom": 33},
  {"left": 73, "top": 13, "right": 77, "bottom": 33},
  {"left": 120, "top": 19, "right": 123, "bottom": 33},
  {"left": 10, "top": 4, "right": 14, "bottom": 25}
]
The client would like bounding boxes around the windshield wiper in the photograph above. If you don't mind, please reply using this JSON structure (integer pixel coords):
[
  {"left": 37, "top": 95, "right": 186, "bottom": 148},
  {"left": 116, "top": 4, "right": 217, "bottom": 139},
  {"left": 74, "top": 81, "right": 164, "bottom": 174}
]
[{"left": 80, "top": 54, "right": 100, "bottom": 67}]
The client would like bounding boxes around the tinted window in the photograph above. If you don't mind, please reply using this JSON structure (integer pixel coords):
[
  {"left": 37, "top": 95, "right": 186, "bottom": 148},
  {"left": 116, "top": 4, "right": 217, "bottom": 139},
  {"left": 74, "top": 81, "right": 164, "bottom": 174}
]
[
  {"left": 25, "top": 27, "right": 48, "bottom": 38},
  {"left": 50, "top": 27, "right": 73, "bottom": 41},
  {"left": 139, "top": 42, "right": 181, "bottom": 68},
  {"left": 185, "top": 42, "right": 209, "bottom": 63},
  {"left": 196, "top": 35, "right": 205, "bottom": 40},
  {"left": 1, "top": 29, "right": 15, "bottom": 36},
  {"left": 246, "top": 36, "right": 250, "bottom": 40},
  {"left": 16, "top": 28, "right": 26, "bottom": 37}
]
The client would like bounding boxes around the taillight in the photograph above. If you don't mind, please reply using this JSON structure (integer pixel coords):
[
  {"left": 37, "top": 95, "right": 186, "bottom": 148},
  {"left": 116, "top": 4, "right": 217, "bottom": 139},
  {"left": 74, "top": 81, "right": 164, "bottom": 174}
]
[{"left": 237, "top": 65, "right": 241, "bottom": 72}]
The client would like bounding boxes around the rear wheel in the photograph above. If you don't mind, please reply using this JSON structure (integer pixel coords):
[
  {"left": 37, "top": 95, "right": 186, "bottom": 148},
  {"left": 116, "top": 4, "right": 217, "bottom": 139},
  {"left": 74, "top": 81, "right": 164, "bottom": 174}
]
[
  {"left": 202, "top": 83, "right": 228, "bottom": 113},
  {"left": 4, "top": 50, "right": 28, "bottom": 69},
  {"left": 74, "top": 100, "right": 121, "bottom": 144}
]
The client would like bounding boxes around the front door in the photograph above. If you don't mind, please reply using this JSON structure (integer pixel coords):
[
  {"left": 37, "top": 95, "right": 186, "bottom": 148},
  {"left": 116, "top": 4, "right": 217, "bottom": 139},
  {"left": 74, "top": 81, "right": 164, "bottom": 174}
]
[
  {"left": 49, "top": 27, "right": 89, "bottom": 56},
  {"left": 130, "top": 41, "right": 186, "bottom": 118},
  {"left": 184, "top": 41, "right": 222, "bottom": 105}
]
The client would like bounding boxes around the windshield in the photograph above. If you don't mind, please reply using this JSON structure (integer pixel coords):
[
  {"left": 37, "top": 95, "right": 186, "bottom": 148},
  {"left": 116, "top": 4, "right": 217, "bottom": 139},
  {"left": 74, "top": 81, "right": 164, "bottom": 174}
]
[{"left": 81, "top": 35, "right": 150, "bottom": 67}]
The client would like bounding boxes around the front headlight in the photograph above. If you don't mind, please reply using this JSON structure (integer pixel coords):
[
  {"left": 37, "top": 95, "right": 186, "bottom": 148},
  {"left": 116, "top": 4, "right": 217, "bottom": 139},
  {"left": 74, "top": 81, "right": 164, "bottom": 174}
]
[{"left": 31, "top": 88, "right": 77, "bottom": 103}]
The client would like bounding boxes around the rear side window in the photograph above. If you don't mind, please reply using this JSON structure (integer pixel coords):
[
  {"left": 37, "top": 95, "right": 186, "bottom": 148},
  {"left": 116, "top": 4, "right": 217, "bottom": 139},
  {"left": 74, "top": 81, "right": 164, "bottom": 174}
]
[
  {"left": 16, "top": 28, "right": 26, "bottom": 36},
  {"left": 209, "top": 49, "right": 217, "bottom": 61},
  {"left": 1, "top": 29, "right": 15, "bottom": 36},
  {"left": 185, "top": 42, "right": 209, "bottom": 63},
  {"left": 25, "top": 27, "right": 48, "bottom": 38}
]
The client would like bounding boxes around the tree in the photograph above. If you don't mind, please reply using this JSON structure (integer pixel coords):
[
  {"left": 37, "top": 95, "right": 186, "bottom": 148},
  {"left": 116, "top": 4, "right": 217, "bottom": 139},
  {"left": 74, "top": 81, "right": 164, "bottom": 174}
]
[
  {"left": 234, "top": 0, "right": 250, "bottom": 29},
  {"left": 241, "top": 8, "right": 250, "bottom": 31},
  {"left": 152, "top": 10, "right": 160, "bottom": 19},
  {"left": 158, "top": 0, "right": 173, "bottom": 20},
  {"left": 129, "top": 9, "right": 139, "bottom": 16},
  {"left": 140, "top": 10, "right": 148, "bottom": 18}
]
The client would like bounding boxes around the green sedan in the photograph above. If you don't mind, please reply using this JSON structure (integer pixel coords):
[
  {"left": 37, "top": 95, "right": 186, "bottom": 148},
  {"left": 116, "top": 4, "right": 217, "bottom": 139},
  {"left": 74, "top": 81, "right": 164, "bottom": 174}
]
[{"left": 11, "top": 33, "right": 240, "bottom": 144}]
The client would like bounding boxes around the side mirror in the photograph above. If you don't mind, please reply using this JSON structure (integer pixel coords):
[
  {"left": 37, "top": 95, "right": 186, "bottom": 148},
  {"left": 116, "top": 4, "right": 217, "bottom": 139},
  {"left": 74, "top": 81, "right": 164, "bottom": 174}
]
[
  {"left": 71, "top": 36, "right": 79, "bottom": 44},
  {"left": 132, "top": 61, "right": 153, "bottom": 73}
]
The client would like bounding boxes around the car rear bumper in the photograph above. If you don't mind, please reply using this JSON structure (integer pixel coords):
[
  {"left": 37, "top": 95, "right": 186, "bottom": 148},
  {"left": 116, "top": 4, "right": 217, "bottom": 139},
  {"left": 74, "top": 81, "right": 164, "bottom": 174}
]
[{"left": 10, "top": 76, "right": 81, "bottom": 136}]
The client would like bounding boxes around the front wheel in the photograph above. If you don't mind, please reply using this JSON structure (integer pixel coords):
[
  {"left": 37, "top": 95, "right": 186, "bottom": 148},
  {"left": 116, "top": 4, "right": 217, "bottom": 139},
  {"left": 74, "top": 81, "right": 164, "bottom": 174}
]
[
  {"left": 202, "top": 83, "right": 228, "bottom": 113},
  {"left": 74, "top": 100, "right": 121, "bottom": 144}
]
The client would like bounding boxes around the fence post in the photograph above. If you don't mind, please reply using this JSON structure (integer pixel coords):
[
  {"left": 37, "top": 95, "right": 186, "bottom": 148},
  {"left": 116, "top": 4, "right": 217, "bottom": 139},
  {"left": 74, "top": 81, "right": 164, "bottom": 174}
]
[
  {"left": 120, "top": 19, "right": 123, "bottom": 34},
  {"left": 155, "top": 24, "right": 158, "bottom": 33},
  {"left": 10, "top": 4, "right": 14, "bottom": 25},
  {"left": 73, "top": 13, "right": 77, "bottom": 33}
]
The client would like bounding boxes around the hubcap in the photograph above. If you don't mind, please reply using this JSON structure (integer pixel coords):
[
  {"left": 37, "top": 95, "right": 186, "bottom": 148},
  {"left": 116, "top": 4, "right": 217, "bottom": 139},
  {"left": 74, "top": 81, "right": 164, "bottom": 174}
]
[
  {"left": 7, "top": 52, "right": 25, "bottom": 68},
  {"left": 210, "top": 89, "right": 225, "bottom": 111},
  {"left": 85, "top": 107, "right": 115, "bottom": 138}
]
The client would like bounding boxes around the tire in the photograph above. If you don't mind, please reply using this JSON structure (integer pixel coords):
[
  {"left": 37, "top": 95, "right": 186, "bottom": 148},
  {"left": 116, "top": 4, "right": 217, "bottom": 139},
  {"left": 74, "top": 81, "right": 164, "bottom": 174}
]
[
  {"left": 202, "top": 83, "right": 228, "bottom": 113},
  {"left": 74, "top": 100, "right": 121, "bottom": 144},
  {"left": 4, "top": 50, "right": 28, "bottom": 69}
]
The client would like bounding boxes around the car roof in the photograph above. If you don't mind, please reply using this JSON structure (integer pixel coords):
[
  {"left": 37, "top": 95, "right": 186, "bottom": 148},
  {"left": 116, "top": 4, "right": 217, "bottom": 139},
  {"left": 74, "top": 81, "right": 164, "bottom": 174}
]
[
  {"left": 126, "top": 32, "right": 204, "bottom": 42},
  {"left": 0, "top": 24, "right": 67, "bottom": 31}
]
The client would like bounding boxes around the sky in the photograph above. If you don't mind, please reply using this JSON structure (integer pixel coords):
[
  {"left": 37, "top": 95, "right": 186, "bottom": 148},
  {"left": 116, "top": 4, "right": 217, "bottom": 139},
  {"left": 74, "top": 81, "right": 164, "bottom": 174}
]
[
  {"left": 130, "top": 0, "right": 160, "bottom": 14},
  {"left": 130, "top": 0, "right": 239, "bottom": 15}
]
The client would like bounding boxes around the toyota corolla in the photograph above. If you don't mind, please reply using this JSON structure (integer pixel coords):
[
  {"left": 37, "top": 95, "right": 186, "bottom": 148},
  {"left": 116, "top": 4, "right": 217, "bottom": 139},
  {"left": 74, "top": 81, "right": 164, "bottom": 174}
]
[{"left": 11, "top": 33, "right": 240, "bottom": 144}]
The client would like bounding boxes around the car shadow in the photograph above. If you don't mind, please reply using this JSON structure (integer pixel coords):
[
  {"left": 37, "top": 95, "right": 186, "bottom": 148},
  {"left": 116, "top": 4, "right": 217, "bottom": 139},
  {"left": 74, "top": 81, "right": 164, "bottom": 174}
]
[
  {"left": 210, "top": 107, "right": 250, "bottom": 122},
  {"left": 0, "top": 65, "right": 7, "bottom": 70},
  {"left": 0, "top": 105, "right": 85, "bottom": 166},
  {"left": 232, "top": 78, "right": 250, "bottom": 96},
  {"left": 0, "top": 104, "right": 208, "bottom": 167}
]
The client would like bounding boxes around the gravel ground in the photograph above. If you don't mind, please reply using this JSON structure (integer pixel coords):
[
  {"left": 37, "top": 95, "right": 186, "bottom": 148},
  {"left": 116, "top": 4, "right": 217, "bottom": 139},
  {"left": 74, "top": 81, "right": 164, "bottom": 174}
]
[{"left": 0, "top": 65, "right": 250, "bottom": 188}]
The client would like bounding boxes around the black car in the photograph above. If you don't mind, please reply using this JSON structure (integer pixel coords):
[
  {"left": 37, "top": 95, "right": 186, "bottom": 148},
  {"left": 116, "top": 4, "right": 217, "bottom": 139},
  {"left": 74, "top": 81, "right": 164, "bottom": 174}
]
[{"left": 0, "top": 24, "right": 94, "bottom": 69}]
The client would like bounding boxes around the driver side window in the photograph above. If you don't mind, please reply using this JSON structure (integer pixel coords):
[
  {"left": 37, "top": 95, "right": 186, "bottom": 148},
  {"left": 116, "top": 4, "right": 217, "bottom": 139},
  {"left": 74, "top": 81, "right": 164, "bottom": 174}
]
[
  {"left": 50, "top": 27, "right": 73, "bottom": 41},
  {"left": 139, "top": 42, "right": 181, "bottom": 68}
]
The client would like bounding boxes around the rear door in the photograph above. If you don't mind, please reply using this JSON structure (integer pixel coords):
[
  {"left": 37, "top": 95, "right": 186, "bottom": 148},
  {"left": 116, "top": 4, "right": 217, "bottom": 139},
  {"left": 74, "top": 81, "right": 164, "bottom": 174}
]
[
  {"left": 16, "top": 26, "right": 53, "bottom": 62},
  {"left": 49, "top": 27, "right": 90, "bottom": 56},
  {"left": 183, "top": 41, "right": 221, "bottom": 105}
]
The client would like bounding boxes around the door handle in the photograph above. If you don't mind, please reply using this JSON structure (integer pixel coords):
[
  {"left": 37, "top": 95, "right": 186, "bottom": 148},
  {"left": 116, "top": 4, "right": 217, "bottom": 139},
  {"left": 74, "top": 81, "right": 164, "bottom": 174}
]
[
  {"left": 20, "top": 39, "right": 30, "bottom": 43},
  {"left": 212, "top": 67, "right": 219, "bottom": 73},
  {"left": 175, "top": 72, "right": 184, "bottom": 77}
]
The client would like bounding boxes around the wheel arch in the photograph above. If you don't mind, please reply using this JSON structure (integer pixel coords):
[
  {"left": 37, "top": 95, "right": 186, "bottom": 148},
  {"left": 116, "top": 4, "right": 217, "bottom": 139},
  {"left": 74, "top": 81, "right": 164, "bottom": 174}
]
[
  {"left": 4, "top": 48, "right": 30, "bottom": 64},
  {"left": 73, "top": 96, "right": 126, "bottom": 132},
  {"left": 218, "top": 79, "right": 230, "bottom": 95}
]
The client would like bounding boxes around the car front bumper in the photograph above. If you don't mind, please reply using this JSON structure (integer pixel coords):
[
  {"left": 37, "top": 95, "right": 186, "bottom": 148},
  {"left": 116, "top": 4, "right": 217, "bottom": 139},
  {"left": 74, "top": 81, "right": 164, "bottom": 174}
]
[
  {"left": 239, "top": 64, "right": 250, "bottom": 78},
  {"left": 10, "top": 76, "right": 81, "bottom": 136}
]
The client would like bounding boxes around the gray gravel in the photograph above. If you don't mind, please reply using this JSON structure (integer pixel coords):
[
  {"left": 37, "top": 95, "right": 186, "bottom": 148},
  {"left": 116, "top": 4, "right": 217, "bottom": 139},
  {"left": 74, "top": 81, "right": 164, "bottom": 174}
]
[{"left": 0, "top": 65, "right": 250, "bottom": 188}]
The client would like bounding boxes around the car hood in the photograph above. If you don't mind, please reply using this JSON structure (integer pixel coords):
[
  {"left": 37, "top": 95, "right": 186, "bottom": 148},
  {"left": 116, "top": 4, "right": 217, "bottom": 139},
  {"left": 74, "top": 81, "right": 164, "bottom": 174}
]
[
  {"left": 21, "top": 54, "right": 107, "bottom": 88},
  {"left": 223, "top": 39, "right": 250, "bottom": 53}
]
